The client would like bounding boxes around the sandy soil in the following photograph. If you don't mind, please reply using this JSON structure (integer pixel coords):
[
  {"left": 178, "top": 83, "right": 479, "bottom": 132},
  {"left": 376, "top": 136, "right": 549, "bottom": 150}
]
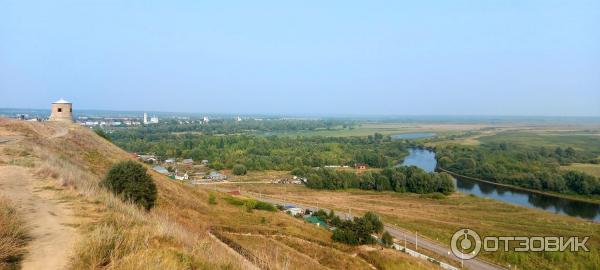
[{"left": 0, "top": 130, "right": 77, "bottom": 269}]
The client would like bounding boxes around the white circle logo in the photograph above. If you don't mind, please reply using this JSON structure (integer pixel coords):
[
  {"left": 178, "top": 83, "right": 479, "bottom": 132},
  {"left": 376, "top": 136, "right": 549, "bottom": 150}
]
[{"left": 451, "top": 229, "right": 482, "bottom": 260}]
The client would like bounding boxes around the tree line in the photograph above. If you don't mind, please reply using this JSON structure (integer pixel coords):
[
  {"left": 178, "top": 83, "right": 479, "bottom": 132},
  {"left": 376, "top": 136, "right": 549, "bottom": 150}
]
[
  {"left": 294, "top": 166, "right": 455, "bottom": 195},
  {"left": 110, "top": 131, "right": 407, "bottom": 171},
  {"left": 436, "top": 143, "right": 600, "bottom": 196},
  {"left": 109, "top": 119, "right": 357, "bottom": 137}
]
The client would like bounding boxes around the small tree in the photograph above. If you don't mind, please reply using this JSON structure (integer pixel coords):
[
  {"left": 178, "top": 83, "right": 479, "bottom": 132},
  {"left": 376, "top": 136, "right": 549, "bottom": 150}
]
[
  {"left": 381, "top": 231, "right": 394, "bottom": 247},
  {"left": 233, "top": 164, "right": 247, "bottom": 175},
  {"left": 101, "top": 160, "right": 157, "bottom": 210}
]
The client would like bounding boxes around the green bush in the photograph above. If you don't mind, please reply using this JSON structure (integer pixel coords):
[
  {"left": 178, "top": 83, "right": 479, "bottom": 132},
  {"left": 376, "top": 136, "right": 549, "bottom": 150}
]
[
  {"left": 232, "top": 164, "right": 247, "bottom": 175},
  {"left": 208, "top": 193, "right": 217, "bottom": 205},
  {"left": 254, "top": 201, "right": 276, "bottom": 211},
  {"left": 331, "top": 212, "right": 382, "bottom": 245},
  {"left": 210, "top": 161, "right": 225, "bottom": 170},
  {"left": 381, "top": 231, "right": 394, "bottom": 247},
  {"left": 419, "top": 192, "right": 446, "bottom": 200},
  {"left": 224, "top": 196, "right": 275, "bottom": 212},
  {"left": 101, "top": 161, "right": 157, "bottom": 210}
]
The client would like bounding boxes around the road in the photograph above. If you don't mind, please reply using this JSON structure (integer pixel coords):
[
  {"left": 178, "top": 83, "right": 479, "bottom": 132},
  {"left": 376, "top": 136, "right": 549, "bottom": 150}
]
[{"left": 208, "top": 186, "right": 505, "bottom": 270}]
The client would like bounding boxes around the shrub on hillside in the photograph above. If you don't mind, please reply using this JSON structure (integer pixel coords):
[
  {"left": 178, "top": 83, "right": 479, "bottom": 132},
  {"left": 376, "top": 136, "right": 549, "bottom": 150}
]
[
  {"left": 208, "top": 193, "right": 217, "bottom": 205},
  {"left": 381, "top": 231, "right": 394, "bottom": 247},
  {"left": 331, "top": 212, "right": 383, "bottom": 245},
  {"left": 232, "top": 164, "right": 247, "bottom": 175},
  {"left": 101, "top": 161, "right": 157, "bottom": 210}
]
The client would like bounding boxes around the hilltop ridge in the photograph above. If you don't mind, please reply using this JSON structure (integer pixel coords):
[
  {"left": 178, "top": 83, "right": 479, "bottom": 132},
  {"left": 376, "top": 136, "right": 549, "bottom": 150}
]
[{"left": 0, "top": 119, "right": 435, "bottom": 270}]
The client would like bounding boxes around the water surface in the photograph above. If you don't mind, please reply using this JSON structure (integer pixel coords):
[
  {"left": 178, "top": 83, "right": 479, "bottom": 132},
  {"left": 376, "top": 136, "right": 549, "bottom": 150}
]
[
  {"left": 391, "top": 132, "right": 436, "bottom": 140},
  {"left": 400, "top": 148, "right": 600, "bottom": 222}
]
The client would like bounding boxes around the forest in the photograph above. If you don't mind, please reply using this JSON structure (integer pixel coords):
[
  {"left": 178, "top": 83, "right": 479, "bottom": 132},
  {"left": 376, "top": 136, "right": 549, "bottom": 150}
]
[
  {"left": 110, "top": 126, "right": 407, "bottom": 170},
  {"left": 436, "top": 141, "right": 600, "bottom": 196}
]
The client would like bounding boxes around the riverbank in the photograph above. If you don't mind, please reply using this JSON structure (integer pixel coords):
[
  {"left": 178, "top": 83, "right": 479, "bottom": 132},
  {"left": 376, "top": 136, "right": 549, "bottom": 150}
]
[{"left": 437, "top": 167, "right": 600, "bottom": 205}]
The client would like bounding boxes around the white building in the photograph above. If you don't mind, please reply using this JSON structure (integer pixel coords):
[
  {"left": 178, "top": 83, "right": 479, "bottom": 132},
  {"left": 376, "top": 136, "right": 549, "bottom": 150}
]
[
  {"left": 203, "top": 116, "right": 209, "bottom": 123},
  {"left": 143, "top": 112, "right": 148, "bottom": 124},
  {"left": 150, "top": 116, "right": 159, "bottom": 124},
  {"left": 286, "top": 207, "right": 304, "bottom": 216}
]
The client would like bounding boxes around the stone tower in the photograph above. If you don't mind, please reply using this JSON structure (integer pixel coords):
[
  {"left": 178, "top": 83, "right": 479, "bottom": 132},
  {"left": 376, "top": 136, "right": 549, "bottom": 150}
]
[{"left": 49, "top": 98, "right": 73, "bottom": 123}]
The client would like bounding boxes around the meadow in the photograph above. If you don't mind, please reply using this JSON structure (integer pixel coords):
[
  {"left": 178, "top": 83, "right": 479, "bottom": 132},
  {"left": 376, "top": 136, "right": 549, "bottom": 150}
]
[{"left": 222, "top": 183, "right": 600, "bottom": 270}]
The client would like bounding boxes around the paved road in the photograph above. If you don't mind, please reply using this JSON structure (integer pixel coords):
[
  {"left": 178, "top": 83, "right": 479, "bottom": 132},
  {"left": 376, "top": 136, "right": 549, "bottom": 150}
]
[{"left": 208, "top": 186, "right": 505, "bottom": 270}]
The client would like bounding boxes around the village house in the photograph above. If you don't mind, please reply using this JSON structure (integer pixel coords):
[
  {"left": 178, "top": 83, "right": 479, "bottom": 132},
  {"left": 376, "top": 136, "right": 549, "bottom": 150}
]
[
  {"left": 182, "top": 158, "right": 193, "bottom": 166},
  {"left": 164, "top": 158, "right": 176, "bottom": 164},
  {"left": 138, "top": 154, "right": 157, "bottom": 164},
  {"left": 173, "top": 172, "right": 189, "bottom": 181},
  {"left": 153, "top": 165, "right": 169, "bottom": 175},
  {"left": 283, "top": 205, "right": 304, "bottom": 216},
  {"left": 354, "top": 163, "right": 367, "bottom": 170},
  {"left": 206, "top": 171, "right": 227, "bottom": 181}
]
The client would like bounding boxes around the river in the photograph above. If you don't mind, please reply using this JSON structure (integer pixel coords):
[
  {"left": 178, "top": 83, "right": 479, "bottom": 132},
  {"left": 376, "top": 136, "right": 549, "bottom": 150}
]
[{"left": 400, "top": 147, "right": 600, "bottom": 222}]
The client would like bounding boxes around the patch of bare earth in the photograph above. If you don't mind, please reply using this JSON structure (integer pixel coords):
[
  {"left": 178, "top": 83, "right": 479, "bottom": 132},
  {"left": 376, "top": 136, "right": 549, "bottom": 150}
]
[{"left": 0, "top": 135, "right": 78, "bottom": 269}]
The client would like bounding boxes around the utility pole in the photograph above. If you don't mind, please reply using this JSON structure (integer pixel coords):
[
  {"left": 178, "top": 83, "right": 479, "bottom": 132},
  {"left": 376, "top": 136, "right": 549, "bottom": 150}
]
[
  {"left": 415, "top": 232, "right": 418, "bottom": 250},
  {"left": 404, "top": 234, "right": 406, "bottom": 251}
]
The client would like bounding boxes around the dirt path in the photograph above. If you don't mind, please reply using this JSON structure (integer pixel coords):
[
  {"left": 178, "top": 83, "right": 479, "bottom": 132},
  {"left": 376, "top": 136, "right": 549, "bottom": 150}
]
[{"left": 0, "top": 149, "right": 78, "bottom": 269}]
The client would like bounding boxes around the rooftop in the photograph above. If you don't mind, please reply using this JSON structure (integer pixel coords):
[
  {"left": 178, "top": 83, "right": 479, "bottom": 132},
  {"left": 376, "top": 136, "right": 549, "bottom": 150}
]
[{"left": 53, "top": 98, "right": 71, "bottom": 104}]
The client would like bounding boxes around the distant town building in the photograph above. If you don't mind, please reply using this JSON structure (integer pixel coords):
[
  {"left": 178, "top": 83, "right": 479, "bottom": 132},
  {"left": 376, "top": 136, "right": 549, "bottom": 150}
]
[
  {"left": 143, "top": 113, "right": 158, "bottom": 124},
  {"left": 49, "top": 98, "right": 73, "bottom": 123},
  {"left": 236, "top": 116, "right": 242, "bottom": 122},
  {"left": 203, "top": 116, "right": 209, "bottom": 123}
]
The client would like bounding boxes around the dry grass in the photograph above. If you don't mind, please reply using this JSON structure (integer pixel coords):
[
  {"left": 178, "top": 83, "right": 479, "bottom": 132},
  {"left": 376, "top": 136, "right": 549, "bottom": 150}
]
[
  {"left": 226, "top": 170, "right": 291, "bottom": 182},
  {"left": 2, "top": 120, "right": 244, "bottom": 269},
  {"left": 0, "top": 197, "right": 29, "bottom": 269},
  {"left": 232, "top": 183, "right": 600, "bottom": 270},
  {"left": 358, "top": 248, "right": 437, "bottom": 270},
  {"left": 0, "top": 119, "right": 430, "bottom": 270},
  {"left": 561, "top": 163, "right": 600, "bottom": 178}
]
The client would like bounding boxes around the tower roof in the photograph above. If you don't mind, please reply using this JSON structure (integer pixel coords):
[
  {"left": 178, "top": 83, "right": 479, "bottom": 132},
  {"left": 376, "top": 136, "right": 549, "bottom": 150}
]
[{"left": 53, "top": 98, "right": 71, "bottom": 104}]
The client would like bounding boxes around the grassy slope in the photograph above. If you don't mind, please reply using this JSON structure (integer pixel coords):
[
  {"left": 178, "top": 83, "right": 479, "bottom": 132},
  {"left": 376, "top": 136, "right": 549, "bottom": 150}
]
[
  {"left": 0, "top": 198, "right": 28, "bottom": 269},
  {"left": 232, "top": 183, "right": 600, "bottom": 270},
  {"left": 0, "top": 119, "right": 432, "bottom": 270}
]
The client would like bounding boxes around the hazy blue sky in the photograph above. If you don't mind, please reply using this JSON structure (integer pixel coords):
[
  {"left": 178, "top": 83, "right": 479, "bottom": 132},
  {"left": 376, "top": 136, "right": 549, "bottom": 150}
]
[{"left": 1, "top": 1, "right": 599, "bottom": 116}]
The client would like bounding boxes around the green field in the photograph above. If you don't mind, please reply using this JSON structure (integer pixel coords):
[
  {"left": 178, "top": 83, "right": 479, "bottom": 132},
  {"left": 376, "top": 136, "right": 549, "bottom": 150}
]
[{"left": 262, "top": 123, "right": 485, "bottom": 137}]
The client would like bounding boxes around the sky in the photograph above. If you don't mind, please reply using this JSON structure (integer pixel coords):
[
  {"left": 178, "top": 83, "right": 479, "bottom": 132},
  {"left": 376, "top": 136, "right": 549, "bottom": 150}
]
[{"left": 1, "top": 1, "right": 599, "bottom": 116}]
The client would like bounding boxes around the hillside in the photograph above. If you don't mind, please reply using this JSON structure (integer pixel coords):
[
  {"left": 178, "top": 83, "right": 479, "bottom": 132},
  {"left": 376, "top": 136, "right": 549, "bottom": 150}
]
[{"left": 0, "top": 119, "right": 435, "bottom": 270}]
